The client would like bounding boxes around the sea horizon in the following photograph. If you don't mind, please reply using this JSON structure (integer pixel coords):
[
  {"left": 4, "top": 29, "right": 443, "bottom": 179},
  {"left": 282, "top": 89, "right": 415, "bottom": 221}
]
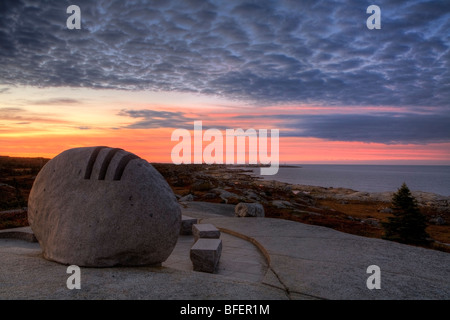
[
  {"left": 2, "top": 154, "right": 449, "bottom": 196},
  {"left": 238, "top": 164, "right": 450, "bottom": 197}
]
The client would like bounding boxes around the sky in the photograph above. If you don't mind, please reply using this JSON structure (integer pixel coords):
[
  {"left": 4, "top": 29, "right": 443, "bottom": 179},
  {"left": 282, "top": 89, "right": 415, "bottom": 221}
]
[{"left": 0, "top": 0, "right": 449, "bottom": 164}]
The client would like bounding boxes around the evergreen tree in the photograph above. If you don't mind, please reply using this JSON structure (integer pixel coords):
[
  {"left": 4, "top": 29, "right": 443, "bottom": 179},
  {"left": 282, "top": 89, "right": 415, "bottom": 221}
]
[{"left": 382, "top": 183, "right": 429, "bottom": 245}]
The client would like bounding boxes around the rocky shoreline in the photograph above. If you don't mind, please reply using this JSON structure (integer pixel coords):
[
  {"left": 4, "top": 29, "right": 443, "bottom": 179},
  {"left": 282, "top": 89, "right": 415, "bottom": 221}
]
[
  {"left": 0, "top": 159, "right": 448, "bottom": 251},
  {"left": 153, "top": 164, "right": 450, "bottom": 251}
]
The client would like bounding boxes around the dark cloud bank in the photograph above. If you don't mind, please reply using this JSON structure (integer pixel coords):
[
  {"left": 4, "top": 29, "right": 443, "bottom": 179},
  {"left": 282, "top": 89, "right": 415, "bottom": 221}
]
[{"left": 0, "top": 0, "right": 449, "bottom": 144}]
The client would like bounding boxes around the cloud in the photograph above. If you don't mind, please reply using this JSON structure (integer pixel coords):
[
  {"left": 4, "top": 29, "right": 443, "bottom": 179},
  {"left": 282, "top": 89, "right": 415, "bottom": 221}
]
[
  {"left": 0, "top": 0, "right": 449, "bottom": 145},
  {"left": 232, "top": 112, "right": 450, "bottom": 144},
  {"left": 30, "top": 98, "right": 81, "bottom": 105},
  {"left": 118, "top": 107, "right": 450, "bottom": 145},
  {"left": 118, "top": 108, "right": 233, "bottom": 131},
  {"left": 0, "top": 107, "right": 71, "bottom": 124},
  {"left": 302, "top": 113, "right": 450, "bottom": 144},
  {"left": 118, "top": 109, "right": 192, "bottom": 129},
  {"left": 0, "top": 0, "right": 448, "bottom": 108},
  {"left": 0, "top": 107, "right": 26, "bottom": 121},
  {"left": 0, "top": 107, "right": 23, "bottom": 114}
]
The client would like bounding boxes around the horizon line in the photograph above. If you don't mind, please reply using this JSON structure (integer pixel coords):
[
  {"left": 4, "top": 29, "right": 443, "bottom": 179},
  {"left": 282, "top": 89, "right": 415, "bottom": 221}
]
[{"left": 1, "top": 154, "right": 449, "bottom": 166}]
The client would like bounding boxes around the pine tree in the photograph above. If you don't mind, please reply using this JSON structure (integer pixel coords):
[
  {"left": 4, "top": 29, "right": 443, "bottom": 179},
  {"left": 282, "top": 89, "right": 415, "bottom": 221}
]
[{"left": 382, "top": 183, "right": 429, "bottom": 245}]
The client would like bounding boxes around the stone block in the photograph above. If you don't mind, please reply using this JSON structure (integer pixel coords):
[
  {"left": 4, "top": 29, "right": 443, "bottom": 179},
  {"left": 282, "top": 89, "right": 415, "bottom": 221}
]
[
  {"left": 192, "top": 223, "right": 220, "bottom": 242},
  {"left": 190, "top": 238, "right": 222, "bottom": 273},
  {"left": 180, "top": 215, "right": 198, "bottom": 235}
]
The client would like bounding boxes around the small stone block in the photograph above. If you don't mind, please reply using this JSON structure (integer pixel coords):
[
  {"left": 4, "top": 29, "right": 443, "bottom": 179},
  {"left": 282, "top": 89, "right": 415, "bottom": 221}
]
[
  {"left": 192, "top": 223, "right": 220, "bottom": 242},
  {"left": 190, "top": 238, "right": 222, "bottom": 273},
  {"left": 180, "top": 215, "right": 198, "bottom": 235}
]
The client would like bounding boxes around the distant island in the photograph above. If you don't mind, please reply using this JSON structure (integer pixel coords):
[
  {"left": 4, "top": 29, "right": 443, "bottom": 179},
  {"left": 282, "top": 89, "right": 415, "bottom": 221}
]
[{"left": 228, "top": 164, "right": 302, "bottom": 168}]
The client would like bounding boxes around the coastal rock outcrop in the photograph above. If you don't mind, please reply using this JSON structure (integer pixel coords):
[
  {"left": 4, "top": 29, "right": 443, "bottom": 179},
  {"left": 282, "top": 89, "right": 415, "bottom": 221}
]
[
  {"left": 234, "top": 202, "right": 265, "bottom": 217},
  {"left": 179, "top": 194, "right": 194, "bottom": 202},
  {"left": 28, "top": 146, "right": 181, "bottom": 267}
]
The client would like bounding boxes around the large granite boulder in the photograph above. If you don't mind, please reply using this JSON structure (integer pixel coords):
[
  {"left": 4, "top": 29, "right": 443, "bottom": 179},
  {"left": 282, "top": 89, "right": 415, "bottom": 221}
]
[
  {"left": 28, "top": 146, "right": 181, "bottom": 267},
  {"left": 234, "top": 202, "right": 265, "bottom": 217}
]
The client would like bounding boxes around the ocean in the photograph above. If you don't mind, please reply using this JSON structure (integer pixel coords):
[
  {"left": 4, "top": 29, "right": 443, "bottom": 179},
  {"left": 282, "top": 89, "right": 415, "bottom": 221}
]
[{"left": 244, "top": 165, "right": 450, "bottom": 196}]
